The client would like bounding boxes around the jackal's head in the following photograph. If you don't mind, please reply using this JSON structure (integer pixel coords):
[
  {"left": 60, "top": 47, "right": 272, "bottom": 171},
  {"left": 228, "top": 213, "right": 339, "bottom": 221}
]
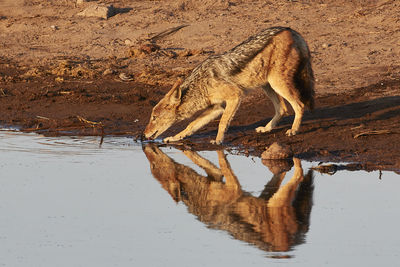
[
  {"left": 144, "top": 79, "right": 183, "bottom": 140},
  {"left": 143, "top": 144, "right": 181, "bottom": 202}
]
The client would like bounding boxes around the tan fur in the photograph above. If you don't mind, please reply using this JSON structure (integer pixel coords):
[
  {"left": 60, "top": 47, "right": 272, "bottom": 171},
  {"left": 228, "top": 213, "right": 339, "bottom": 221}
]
[
  {"left": 144, "top": 27, "right": 315, "bottom": 144},
  {"left": 143, "top": 144, "right": 314, "bottom": 252}
]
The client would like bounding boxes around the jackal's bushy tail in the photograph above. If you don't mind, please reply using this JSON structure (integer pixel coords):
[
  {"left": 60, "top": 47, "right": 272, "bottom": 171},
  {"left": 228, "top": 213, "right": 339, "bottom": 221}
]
[{"left": 295, "top": 55, "right": 315, "bottom": 111}]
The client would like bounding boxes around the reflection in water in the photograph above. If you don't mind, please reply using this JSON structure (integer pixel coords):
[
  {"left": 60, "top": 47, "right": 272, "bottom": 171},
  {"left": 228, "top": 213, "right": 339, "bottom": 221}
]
[{"left": 143, "top": 144, "right": 314, "bottom": 254}]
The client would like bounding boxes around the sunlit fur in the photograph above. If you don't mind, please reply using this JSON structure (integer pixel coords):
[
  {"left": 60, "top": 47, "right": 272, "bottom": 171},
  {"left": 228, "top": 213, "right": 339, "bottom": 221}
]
[
  {"left": 144, "top": 79, "right": 183, "bottom": 139},
  {"left": 144, "top": 27, "right": 315, "bottom": 144}
]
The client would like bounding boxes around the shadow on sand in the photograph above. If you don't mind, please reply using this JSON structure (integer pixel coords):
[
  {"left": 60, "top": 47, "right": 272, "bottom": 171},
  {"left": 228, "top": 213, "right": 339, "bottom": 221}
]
[{"left": 238, "top": 95, "right": 400, "bottom": 133}]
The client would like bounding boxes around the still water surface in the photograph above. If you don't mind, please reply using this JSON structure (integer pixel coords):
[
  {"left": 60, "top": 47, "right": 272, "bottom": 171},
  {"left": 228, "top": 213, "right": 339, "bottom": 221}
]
[{"left": 0, "top": 130, "right": 399, "bottom": 266}]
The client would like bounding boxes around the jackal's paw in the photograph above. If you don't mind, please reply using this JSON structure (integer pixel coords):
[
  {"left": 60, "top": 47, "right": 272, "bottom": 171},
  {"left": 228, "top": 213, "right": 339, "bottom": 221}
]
[
  {"left": 210, "top": 139, "right": 222, "bottom": 145},
  {"left": 285, "top": 129, "right": 298, "bottom": 136},
  {"left": 256, "top": 126, "right": 272, "bottom": 133},
  {"left": 163, "top": 136, "right": 181, "bottom": 143}
]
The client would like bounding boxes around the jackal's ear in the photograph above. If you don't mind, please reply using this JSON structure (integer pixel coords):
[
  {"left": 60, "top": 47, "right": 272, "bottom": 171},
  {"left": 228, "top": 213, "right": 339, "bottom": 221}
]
[{"left": 167, "top": 78, "right": 183, "bottom": 105}]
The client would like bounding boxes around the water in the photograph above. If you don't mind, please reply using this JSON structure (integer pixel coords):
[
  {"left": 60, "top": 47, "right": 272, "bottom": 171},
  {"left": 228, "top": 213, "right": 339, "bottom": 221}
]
[{"left": 0, "top": 130, "right": 399, "bottom": 267}]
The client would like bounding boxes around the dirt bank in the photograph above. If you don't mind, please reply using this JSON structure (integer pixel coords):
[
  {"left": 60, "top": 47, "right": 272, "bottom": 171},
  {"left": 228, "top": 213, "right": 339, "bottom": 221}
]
[
  {"left": 0, "top": 0, "right": 399, "bottom": 171},
  {"left": 1, "top": 62, "right": 399, "bottom": 172}
]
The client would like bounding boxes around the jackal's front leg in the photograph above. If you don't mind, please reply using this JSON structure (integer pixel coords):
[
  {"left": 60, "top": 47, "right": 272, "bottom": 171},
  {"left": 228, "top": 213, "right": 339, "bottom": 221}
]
[
  {"left": 163, "top": 105, "right": 224, "bottom": 143},
  {"left": 183, "top": 150, "right": 223, "bottom": 181},
  {"left": 212, "top": 98, "right": 241, "bottom": 145}
]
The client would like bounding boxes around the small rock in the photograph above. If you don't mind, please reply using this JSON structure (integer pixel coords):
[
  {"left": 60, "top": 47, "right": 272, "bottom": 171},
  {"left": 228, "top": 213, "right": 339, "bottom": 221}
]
[
  {"left": 321, "top": 43, "right": 332, "bottom": 49},
  {"left": 76, "top": 0, "right": 93, "bottom": 5},
  {"left": 139, "top": 43, "right": 160, "bottom": 54},
  {"left": 127, "top": 43, "right": 160, "bottom": 58},
  {"left": 50, "top": 25, "right": 59, "bottom": 30},
  {"left": 77, "top": 4, "right": 116, "bottom": 19},
  {"left": 124, "top": 39, "right": 133, "bottom": 46},
  {"left": 262, "top": 159, "right": 293, "bottom": 175},
  {"left": 127, "top": 47, "right": 145, "bottom": 58},
  {"left": 261, "top": 142, "right": 293, "bottom": 160}
]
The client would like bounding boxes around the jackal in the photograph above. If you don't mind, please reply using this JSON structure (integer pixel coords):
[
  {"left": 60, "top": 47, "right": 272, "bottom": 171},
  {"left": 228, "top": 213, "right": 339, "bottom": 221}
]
[
  {"left": 143, "top": 144, "right": 314, "bottom": 252},
  {"left": 144, "top": 27, "right": 315, "bottom": 144}
]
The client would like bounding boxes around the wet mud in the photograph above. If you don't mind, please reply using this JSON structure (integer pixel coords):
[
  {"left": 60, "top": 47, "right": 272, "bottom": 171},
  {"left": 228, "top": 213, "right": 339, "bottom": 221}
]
[{"left": 1, "top": 62, "right": 399, "bottom": 172}]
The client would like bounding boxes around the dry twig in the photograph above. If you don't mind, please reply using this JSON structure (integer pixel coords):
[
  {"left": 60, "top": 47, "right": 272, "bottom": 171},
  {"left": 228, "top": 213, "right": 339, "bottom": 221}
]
[
  {"left": 77, "top": 115, "right": 103, "bottom": 127},
  {"left": 77, "top": 115, "right": 104, "bottom": 136},
  {"left": 353, "top": 130, "right": 391, "bottom": 139},
  {"left": 36, "top": 115, "right": 51, "bottom": 120}
]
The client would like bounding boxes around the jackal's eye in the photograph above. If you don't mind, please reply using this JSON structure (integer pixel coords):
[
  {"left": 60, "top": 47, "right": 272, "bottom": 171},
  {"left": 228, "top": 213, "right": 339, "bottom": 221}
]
[{"left": 152, "top": 115, "right": 157, "bottom": 120}]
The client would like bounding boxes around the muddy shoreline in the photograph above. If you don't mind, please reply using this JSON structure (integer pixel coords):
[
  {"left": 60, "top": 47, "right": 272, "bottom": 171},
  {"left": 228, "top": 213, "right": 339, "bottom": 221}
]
[
  {"left": 1, "top": 63, "right": 399, "bottom": 173},
  {"left": 1, "top": 1, "right": 400, "bottom": 172}
]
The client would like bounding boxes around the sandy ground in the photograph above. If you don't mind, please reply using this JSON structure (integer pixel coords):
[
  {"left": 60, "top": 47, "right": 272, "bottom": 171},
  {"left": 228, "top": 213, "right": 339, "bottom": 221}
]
[{"left": 0, "top": 0, "right": 399, "bottom": 171}]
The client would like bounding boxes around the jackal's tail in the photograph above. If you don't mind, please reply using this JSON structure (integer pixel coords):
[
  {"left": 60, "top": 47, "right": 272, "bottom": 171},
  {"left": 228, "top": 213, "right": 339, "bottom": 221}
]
[{"left": 295, "top": 55, "right": 315, "bottom": 111}]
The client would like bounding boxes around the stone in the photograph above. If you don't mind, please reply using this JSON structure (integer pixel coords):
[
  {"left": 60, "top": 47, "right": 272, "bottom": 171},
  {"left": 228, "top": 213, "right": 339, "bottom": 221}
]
[
  {"left": 77, "top": 4, "right": 116, "bottom": 19},
  {"left": 262, "top": 159, "right": 293, "bottom": 175},
  {"left": 322, "top": 43, "right": 332, "bottom": 49},
  {"left": 76, "top": 0, "right": 94, "bottom": 5},
  {"left": 124, "top": 39, "right": 133, "bottom": 46},
  {"left": 139, "top": 43, "right": 160, "bottom": 54}
]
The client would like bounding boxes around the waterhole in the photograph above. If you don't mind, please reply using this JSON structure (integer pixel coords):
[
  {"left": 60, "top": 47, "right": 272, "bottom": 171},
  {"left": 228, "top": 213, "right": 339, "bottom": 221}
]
[{"left": 0, "top": 130, "right": 399, "bottom": 266}]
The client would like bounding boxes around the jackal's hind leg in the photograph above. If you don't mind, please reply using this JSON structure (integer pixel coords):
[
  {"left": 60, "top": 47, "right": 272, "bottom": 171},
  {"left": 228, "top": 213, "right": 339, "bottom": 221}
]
[
  {"left": 256, "top": 85, "right": 288, "bottom": 133},
  {"left": 163, "top": 105, "right": 224, "bottom": 143},
  {"left": 269, "top": 78, "right": 305, "bottom": 136}
]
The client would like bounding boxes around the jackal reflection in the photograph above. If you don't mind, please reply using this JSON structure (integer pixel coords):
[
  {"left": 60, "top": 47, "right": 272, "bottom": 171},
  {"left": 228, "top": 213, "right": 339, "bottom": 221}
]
[{"left": 143, "top": 144, "right": 314, "bottom": 253}]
